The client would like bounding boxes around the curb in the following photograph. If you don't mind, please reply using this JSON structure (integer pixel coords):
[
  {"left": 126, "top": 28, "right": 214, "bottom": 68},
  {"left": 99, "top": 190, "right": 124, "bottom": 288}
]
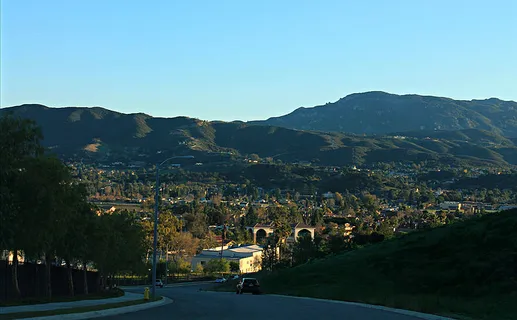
[
  {"left": 0, "top": 292, "right": 144, "bottom": 315},
  {"left": 268, "top": 294, "right": 454, "bottom": 320},
  {"left": 18, "top": 297, "right": 173, "bottom": 320},
  {"left": 120, "top": 280, "right": 213, "bottom": 290}
]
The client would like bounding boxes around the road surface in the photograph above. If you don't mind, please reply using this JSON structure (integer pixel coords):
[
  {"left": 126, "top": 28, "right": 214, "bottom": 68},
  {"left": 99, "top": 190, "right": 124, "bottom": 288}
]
[{"left": 102, "top": 282, "right": 448, "bottom": 320}]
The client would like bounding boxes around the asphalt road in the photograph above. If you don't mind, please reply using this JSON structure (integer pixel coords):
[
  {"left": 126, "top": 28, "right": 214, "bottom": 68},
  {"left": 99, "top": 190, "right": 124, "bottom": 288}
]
[{"left": 102, "top": 283, "right": 448, "bottom": 320}]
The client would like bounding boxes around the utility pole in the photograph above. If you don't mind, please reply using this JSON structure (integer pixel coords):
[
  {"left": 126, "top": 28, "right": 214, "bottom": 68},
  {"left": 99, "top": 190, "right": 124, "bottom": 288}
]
[
  {"left": 151, "top": 165, "right": 159, "bottom": 300},
  {"left": 220, "top": 223, "right": 226, "bottom": 259}
]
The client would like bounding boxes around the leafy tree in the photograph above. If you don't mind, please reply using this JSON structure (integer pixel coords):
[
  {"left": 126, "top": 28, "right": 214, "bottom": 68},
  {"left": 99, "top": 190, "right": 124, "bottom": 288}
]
[
  {"left": 158, "top": 211, "right": 181, "bottom": 263},
  {"left": 168, "top": 258, "right": 191, "bottom": 275},
  {"left": 272, "top": 219, "right": 291, "bottom": 245},
  {"left": 140, "top": 218, "right": 154, "bottom": 262},
  {"left": 261, "top": 239, "right": 278, "bottom": 272},
  {"left": 194, "top": 263, "right": 204, "bottom": 274},
  {"left": 244, "top": 206, "right": 258, "bottom": 226},
  {"left": 204, "top": 258, "right": 230, "bottom": 275},
  {"left": 311, "top": 209, "right": 324, "bottom": 227},
  {"left": 326, "top": 234, "right": 347, "bottom": 254},
  {"left": 54, "top": 184, "right": 94, "bottom": 296},
  {"left": 377, "top": 221, "right": 395, "bottom": 238},
  {"left": 334, "top": 192, "right": 344, "bottom": 207},
  {"left": 288, "top": 206, "right": 304, "bottom": 224},
  {"left": 92, "top": 211, "right": 146, "bottom": 290},
  {"left": 292, "top": 235, "right": 317, "bottom": 265},
  {"left": 78, "top": 203, "right": 98, "bottom": 294},
  {"left": 274, "top": 188, "right": 281, "bottom": 199},
  {"left": 361, "top": 193, "right": 379, "bottom": 212},
  {"left": 229, "top": 261, "right": 240, "bottom": 273},
  {"left": 0, "top": 114, "right": 43, "bottom": 297},
  {"left": 170, "top": 232, "right": 199, "bottom": 263},
  {"left": 184, "top": 212, "right": 208, "bottom": 238},
  {"left": 17, "top": 156, "right": 76, "bottom": 298},
  {"left": 206, "top": 207, "right": 225, "bottom": 225},
  {"left": 198, "top": 230, "right": 218, "bottom": 250},
  {"left": 1, "top": 114, "right": 148, "bottom": 298}
]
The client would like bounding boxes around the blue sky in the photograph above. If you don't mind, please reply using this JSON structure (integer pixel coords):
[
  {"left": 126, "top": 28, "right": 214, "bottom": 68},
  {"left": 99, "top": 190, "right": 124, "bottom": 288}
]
[{"left": 1, "top": 0, "right": 516, "bottom": 121}]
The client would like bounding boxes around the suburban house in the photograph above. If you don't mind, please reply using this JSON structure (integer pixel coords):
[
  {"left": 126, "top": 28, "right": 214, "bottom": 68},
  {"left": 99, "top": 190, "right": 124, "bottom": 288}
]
[
  {"left": 191, "top": 244, "right": 264, "bottom": 274},
  {"left": 439, "top": 201, "right": 462, "bottom": 210},
  {"left": 212, "top": 235, "right": 234, "bottom": 251}
]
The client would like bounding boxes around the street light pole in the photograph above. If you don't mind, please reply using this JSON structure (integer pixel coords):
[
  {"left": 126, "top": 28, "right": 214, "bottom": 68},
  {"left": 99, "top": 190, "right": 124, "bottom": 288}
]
[
  {"left": 151, "top": 164, "right": 160, "bottom": 300},
  {"left": 151, "top": 155, "right": 194, "bottom": 300}
]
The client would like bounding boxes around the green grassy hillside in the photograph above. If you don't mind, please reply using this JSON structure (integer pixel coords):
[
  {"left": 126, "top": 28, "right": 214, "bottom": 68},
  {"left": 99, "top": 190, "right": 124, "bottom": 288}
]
[{"left": 259, "top": 209, "right": 517, "bottom": 320}]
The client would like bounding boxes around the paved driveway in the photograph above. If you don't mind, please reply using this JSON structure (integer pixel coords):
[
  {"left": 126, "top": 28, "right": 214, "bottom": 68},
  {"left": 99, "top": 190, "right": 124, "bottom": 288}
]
[{"left": 103, "top": 282, "right": 451, "bottom": 320}]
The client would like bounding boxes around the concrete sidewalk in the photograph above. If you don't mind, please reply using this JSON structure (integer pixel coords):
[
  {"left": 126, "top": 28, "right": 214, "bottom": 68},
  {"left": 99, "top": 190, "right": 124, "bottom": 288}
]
[{"left": 0, "top": 292, "right": 143, "bottom": 315}]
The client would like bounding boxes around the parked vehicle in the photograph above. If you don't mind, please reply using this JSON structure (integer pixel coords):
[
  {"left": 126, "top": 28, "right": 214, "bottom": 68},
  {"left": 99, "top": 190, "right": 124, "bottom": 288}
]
[
  {"left": 215, "top": 277, "right": 227, "bottom": 283},
  {"left": 236, "top": 278, "right": 261, "bottom": 294},
  {"left": 155, "top": 279, "right": 164, "bottom": 288}
]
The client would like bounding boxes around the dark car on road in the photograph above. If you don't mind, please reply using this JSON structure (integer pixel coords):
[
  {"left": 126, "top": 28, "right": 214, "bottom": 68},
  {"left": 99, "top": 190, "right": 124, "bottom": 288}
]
[{"left": 236, "top": 278, "right": 261, "bottom": 295}]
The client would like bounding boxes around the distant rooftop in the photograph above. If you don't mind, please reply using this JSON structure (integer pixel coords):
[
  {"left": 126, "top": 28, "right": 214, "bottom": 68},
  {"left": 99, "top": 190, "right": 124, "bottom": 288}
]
[
  {"left": 291, "top": 222, "right": 313, "bottom": 229},
  {"left": 197, "top": 244, "right": 264, "bottom": 259},
  {"left": 252, "top": 222, "right": 314, "bottom": 229},
  {"left": 228, "top": 244, "right": 263, "bottom": 253}
]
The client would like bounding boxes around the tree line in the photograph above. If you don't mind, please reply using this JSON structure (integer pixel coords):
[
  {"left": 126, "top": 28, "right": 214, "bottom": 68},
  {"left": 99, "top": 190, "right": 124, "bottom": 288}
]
[{"left": 0, "top": 114, "right": 146, "bottom": 300}]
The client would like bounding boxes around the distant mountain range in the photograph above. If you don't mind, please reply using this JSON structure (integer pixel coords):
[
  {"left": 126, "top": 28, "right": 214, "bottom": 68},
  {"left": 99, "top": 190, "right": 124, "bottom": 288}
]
[
  {"left": 250, "top": 91, "right": 517, "bottom": 138},
  {"left": 2, "top": 91, "right": 517, "bottom": 167}
]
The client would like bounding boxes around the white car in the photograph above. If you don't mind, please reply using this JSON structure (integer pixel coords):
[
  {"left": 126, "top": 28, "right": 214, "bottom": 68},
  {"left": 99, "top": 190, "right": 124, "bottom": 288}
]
[
  {"left": 214, "top": 277, "right": 227, "bottom": 283},
  {"left": 155, "top": 279, "right": 164, "bottom": 288}
]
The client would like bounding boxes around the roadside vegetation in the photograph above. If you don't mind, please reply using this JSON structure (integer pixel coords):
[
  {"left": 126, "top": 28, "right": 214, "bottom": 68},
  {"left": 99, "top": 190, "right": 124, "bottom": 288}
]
[
  {"left": 1, "top": 114, "right": 146, "bottom": 303},
  {"left": 250, "top": 209, "right": 517, "bottom": 320}
]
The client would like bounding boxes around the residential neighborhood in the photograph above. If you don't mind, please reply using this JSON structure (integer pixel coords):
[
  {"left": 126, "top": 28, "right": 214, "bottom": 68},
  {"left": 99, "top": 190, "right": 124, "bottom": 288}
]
[{"left": 2, "top": 2, "right": 517, "bottom": 319}]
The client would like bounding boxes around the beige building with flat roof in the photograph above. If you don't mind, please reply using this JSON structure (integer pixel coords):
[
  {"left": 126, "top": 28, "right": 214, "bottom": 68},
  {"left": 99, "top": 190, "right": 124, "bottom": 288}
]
[{"left": 191, "top": 245, "right": 264, "bottom": 274}]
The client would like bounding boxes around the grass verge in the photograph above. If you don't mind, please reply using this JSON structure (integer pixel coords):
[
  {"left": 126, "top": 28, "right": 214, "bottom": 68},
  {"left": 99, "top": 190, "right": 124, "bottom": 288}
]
[
  {"left": 1, "top": 296, "right": 163, "bottom": 320},
  {"left": 209, "top": 209, "right": 517, "bottom": 320},
  {"left": 0, "top": 288, "right": 125, "bottom": 307}
]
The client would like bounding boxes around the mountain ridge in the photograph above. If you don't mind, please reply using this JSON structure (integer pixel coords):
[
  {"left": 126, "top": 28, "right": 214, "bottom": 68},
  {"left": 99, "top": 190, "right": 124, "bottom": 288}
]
[
  {"left": 249, "top": 91, "right": 517, "bottom": 138},
  {"left": 2, "top": 98, "right": 517, "bottom": 167}
]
